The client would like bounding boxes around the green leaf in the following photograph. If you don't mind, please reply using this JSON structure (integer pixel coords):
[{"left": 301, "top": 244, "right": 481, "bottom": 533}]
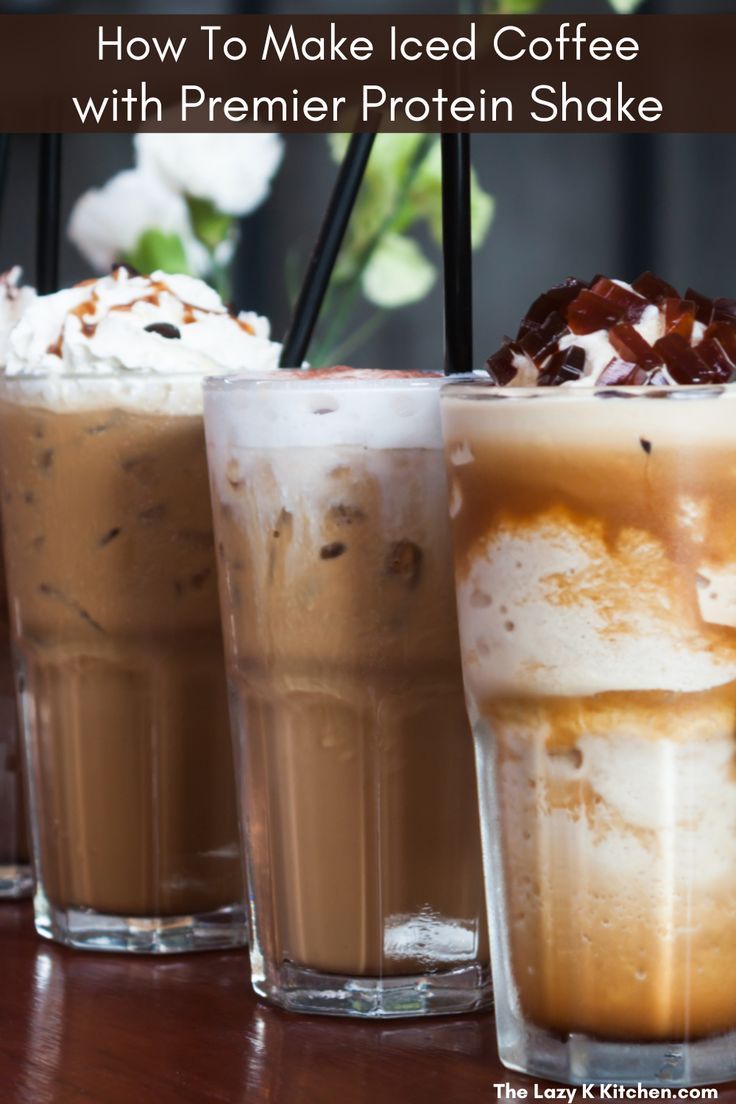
[
  {"left": 361, "top": 234, "right": 437, "bottom": 308},
  {"left": 325, "top": 132, "right": 492, "bottom": 351},
  {"left": 327, "top": 133, "right": 350, "bottom": 162},
  {"left": 494, "top": 0, "right": 547, "bottom": 12},
  {"left": 411, "top": 142, "right": 494, "bottom": 250},
  {"left": 471, "top": 185, "right": 495, "bottom": 250},
  {"left": 123, "top": 229, "right": 191, "bottom": 277},
  {"left": 328, "top": 134, "right": 434, "bottom": 273},
  {"left": 186, "top": 195, "right": 233, "bottom": 250}
]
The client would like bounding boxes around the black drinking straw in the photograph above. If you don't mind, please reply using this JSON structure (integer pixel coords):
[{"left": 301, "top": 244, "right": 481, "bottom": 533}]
[
  {"left": 0, "top": 135, "right": 8, "bottom": 220},
  {"left": 36, "top": 133, "right": 62, "bottom": 295},
  {"left": 279, "top": 131, "right": 376, "bottom": 368},
  {"left": 441, "top": 133, "right": 473, "bottom": 376}
]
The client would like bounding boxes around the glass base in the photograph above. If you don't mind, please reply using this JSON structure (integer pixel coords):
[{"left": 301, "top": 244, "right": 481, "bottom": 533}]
[
  {"left": 0, "top": 862, "right": 33, "bottom": 899},
  {"left": 34, "top": 888, "right": 248, "bottom": 954},
  {"left": 253, "top": 960, "right": 493, "bottom": 1018},
  {"left": 498, "top": 1019, "right": 736, "bottom": 1088}
]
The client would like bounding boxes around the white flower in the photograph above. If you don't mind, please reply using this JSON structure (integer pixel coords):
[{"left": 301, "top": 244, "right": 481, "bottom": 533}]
[
  {"left": 607, "top": 0, "right": 644, "bottom": 9},
  {"left": 67, "top": 168, "right": 207, "bottom": 274},
  {"left": 135, "top": 133, "right": 284, "bottom": 217},
  {"left": 361, "top": 234, "right": 437, "bottom": 309}
]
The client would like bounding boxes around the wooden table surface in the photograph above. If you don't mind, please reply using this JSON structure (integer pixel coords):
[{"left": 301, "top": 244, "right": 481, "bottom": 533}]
[{"left": 2, "top": 901, "right": 736, "bottom": 1104}]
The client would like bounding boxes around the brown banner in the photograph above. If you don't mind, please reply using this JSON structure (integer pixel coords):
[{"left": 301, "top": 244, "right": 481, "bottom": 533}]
[{"left": 0, "top": 14, "right": 733, "bottom": 133}]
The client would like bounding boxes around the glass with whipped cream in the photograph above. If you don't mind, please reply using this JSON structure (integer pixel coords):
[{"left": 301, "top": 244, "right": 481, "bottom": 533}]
[
  {"left": 0, "top": 268, "right": 35, "bottom": 898},
  {"left": 442, "top": 272, "right": 736, "bottom": 1085},
  {"left": 204, "top": 370, "right": 490, "bottom": 1016},
  {"left": 0, "top": 266, "right": 280, "bottom": 951}
]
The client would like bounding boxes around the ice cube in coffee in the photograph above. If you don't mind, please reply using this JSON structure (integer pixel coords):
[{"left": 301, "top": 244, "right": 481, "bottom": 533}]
[{"left": 442, "top": 273, "right": 736, "bottom": 1085}]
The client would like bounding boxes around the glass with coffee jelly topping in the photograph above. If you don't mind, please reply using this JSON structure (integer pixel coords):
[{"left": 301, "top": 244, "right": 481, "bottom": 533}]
[
  {"left": 441, "top": 272, "right": 736, "bottom": 1086},
  {"left": 486, "top": 270, "right": 736, "bottom": 387}
]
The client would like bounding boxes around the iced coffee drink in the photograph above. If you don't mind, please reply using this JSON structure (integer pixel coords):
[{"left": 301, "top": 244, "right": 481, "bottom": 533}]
[
  {"left": 442, "top": 273, "right": 736, "bottom": 1085},
  {"left": 204, "top": 370, "right": 489, "bottom": 1016},
  {"left": 0, "top": 268, "right": 35, "bottom": 898},
  {"left": 0, "top": 266, "right": 280, "bottom": 951}
]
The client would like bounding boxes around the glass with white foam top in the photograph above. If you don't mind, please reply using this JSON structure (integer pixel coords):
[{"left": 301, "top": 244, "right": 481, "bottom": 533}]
[
  {"left": 204, "top": 370, "right": 490, "bottom": 1017},
  {"left": 441, "top": 380, "right": 736, "bottom": 1086}
]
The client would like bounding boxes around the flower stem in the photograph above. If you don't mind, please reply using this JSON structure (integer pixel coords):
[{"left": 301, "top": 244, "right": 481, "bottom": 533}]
[
  {"left": 310, "top": 134, "right": 437, "bottom": 365},
  {"left": 326, "top": 310, "right": 386, "bottom": 365}
]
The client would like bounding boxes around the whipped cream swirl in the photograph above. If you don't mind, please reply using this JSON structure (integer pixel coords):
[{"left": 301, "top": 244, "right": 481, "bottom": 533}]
[{"left": 4, "top": 267, "right": 282, "bottom": 414}]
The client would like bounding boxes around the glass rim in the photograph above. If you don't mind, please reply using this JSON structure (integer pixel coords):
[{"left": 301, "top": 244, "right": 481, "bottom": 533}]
[
  {"left": 440, "top": 379, "right": 735, "bottom": 401},
  {"left": 202, "top": 370, "right": 465, "bottom": 393},
  {"left": 0, "top": 370, "right": 211, "bottom": 384}
]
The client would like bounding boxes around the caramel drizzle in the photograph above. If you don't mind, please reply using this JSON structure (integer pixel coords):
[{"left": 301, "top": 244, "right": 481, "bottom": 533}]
[{"left": 45, "top": 274, "right": 254, "bottom": 358}]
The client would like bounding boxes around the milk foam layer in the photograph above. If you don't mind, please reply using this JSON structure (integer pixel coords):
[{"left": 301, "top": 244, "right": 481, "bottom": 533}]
[
  {"left": 500, "top": 720, "right": 736, "bottom": 895},
  {"left": 489, "top": 701, "right": 736, "bottom": 1040},
  {"left": 4, "top": 268, "right": 281, "bottom": 414},
  {"left": 0, "top": 268, "right": 35, "bottom": 367},
  {"left": 443, "top": 386, "right": 736, "bottom": 698},
  {"left": 205, "top": 372, "right": 448, "bottom": 453},
  {"left": 458, "top": 524, "right": 736, "bottom": 699}
]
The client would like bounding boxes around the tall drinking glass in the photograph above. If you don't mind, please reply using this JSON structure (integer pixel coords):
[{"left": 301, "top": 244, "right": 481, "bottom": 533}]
[
  {"left": 0, "top": 267, "right": 34, "bottom": 898},
  {"left": 441, "top": 381, "right": 736, "bottom": 1086},
  {"left": 0, "top": 374, "right": 246, "bottom": 952},
  {"left": 204, "top": 371, "right": 490, "bottom": 1016}
]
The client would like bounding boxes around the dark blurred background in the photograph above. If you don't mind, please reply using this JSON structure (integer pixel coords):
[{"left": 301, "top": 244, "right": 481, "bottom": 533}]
[{"left": 0, "top": 0, "right": 732, "bottom": 368}]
